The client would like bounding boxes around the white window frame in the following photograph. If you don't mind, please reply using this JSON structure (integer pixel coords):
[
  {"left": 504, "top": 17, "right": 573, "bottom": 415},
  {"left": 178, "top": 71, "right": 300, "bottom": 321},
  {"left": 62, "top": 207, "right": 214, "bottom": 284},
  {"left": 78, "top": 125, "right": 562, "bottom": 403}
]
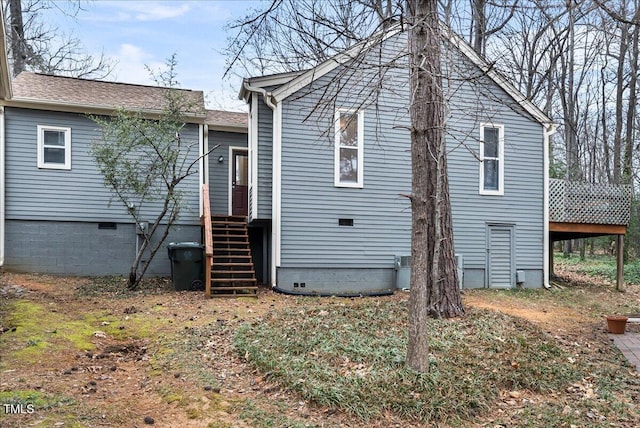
[
  {"left": 37, "top": 125, "right": 71, "bottom": 170},
  {"left": 334, "top": 109, "right": 364, "bottom": 188},
  {"left": 479, "top": 123, "right": 504, "bottom": 195}
]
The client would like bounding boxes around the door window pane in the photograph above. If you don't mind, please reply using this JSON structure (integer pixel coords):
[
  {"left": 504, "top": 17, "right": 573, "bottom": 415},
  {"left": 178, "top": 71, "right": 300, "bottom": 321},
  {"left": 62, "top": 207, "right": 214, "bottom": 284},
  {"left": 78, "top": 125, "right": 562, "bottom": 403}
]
[{"left": 235, "top": 154, "right": 248, "bottom": 186}]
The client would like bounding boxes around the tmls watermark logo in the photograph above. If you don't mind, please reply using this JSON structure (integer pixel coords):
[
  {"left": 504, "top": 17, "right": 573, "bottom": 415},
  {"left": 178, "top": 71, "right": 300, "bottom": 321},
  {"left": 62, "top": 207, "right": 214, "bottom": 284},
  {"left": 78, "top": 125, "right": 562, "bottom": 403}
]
[{"left": 3, "top": 403, "right": 35, "bottom": 414}]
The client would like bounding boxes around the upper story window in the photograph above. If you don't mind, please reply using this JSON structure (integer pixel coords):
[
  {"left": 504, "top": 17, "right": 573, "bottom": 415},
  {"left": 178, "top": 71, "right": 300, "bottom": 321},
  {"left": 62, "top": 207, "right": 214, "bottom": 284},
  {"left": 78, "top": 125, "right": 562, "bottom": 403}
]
[
  {"left": 479, "top": 123, "right": 504, "bottom": 195},
  {"left": 334, "top": 109, "right": 364, "bottom": 188},
  {"left": 37, "top": 125, "right": 71, "bottom": 170}
]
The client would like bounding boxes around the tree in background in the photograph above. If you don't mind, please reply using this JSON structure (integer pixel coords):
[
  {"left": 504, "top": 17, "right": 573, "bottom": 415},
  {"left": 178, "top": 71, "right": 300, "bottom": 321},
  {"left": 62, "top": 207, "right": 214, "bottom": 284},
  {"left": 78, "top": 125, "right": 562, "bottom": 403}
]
[
  {"left": 91, "top": 56, "right": 212, "bottom": 289},
  {"left": 3, "top": 0, "right": 112, "bottom": 78}
]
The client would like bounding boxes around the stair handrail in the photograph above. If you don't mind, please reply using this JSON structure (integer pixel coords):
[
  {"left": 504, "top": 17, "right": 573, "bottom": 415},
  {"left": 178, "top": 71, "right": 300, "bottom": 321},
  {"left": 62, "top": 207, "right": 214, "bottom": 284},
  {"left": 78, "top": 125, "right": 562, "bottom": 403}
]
[{"left": 201, "top": 183, "right": 213, "bottom": 298}]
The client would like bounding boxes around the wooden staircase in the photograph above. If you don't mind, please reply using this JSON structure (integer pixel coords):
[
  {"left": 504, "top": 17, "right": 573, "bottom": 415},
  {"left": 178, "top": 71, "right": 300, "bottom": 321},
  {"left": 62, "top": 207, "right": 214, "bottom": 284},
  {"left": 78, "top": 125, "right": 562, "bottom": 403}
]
[{"left": 208, "top": 215, "right": 258, "bottom": 297}]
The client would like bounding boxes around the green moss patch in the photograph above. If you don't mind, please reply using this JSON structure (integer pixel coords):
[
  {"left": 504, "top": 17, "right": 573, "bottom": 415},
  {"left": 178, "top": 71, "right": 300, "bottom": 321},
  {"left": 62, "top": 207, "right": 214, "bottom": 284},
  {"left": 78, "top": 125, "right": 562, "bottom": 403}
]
[{"left": 0, "top": 300, "right": 143, "bottom": 362}]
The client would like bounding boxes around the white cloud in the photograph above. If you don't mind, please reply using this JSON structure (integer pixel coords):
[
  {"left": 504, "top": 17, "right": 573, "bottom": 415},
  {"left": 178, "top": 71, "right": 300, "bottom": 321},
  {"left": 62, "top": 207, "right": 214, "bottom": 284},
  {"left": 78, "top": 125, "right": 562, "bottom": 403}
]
[
  {"left": 85, "top": 1, "right": 191, "bottom": 23},
  {"left": 108, "top": 43, "right": 164, "bottom": 85},
  {"left": 132, "top": 3, "right": 191, "bottom": 21}
]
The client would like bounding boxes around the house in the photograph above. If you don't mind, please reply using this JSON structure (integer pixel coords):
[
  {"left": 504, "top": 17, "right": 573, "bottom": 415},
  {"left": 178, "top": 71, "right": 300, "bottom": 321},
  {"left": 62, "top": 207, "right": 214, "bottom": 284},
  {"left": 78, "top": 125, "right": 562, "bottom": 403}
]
[
  {"left": 238, "top": 27, "right": 556, "bottom": 295},
  {"left": 0, "top": 69, "right": 247, "bottom": 277},
  {"left": 0, "top": 18, "right": 559, "bottom": 295}
]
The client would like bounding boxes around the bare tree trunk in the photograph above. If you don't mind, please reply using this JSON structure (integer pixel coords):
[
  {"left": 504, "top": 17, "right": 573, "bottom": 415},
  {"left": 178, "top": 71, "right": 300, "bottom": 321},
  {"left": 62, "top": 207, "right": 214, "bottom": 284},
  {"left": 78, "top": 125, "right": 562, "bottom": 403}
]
[
  {"left": 563, "top": 0, "right": 582, "bottom": 181},
  {"left": 613, "top": 19, "right": 629, "bottom": 184},
  {"left": 406, "top": 0, "right": 463, "bottom": 373},
  {"left": 623, "top": 20, "right": 639, "bottom": 184},
  {"left": 472, "top": 0, "right": 487, "bottom": 55},
  {"left": 8, "top": 0, "right": 25, "bottom": 76}
]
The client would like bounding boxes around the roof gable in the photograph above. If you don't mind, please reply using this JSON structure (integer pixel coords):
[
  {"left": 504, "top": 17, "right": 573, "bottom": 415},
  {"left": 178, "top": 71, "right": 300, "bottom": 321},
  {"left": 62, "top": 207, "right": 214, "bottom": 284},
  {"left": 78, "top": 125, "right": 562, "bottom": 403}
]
[{"left": 244, "top": 24, "right": 553, "bottom": 128}]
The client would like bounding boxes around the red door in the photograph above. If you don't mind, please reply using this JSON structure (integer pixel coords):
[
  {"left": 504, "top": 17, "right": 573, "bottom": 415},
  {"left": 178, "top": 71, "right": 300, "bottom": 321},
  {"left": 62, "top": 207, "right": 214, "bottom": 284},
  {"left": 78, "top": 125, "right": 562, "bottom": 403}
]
[{"left": 232, "top": 150, "right": 248, "bottom": 216}]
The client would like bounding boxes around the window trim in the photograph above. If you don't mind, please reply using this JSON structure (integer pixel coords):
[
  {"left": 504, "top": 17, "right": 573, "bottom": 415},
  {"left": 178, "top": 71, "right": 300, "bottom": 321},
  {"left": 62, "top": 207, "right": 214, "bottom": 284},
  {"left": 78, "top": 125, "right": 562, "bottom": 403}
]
[
  {"left": 334, "top": 109, "right": 364, "bottom": 188},
  {"left": 37, "top": 125, "right": 71, "bottom": 170},
  {"left": 479, "top": 123, "right": 504, "bottom": 195}
]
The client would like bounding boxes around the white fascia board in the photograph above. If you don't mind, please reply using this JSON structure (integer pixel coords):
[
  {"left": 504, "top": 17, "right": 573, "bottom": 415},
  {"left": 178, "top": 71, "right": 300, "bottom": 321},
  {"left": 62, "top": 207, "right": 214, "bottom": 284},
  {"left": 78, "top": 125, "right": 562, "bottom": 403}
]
[
  {"left": 206, "top": 124, "right": 248, "bottom": 134},
  {"left": 271, "top": 26, "right": 402, "bottom": 102},
  {"left": 443, "top": 26, "right": 553, "bottom": 127},
  {"left": 239, "top": 72, "right": 305, "bottom": 101}
]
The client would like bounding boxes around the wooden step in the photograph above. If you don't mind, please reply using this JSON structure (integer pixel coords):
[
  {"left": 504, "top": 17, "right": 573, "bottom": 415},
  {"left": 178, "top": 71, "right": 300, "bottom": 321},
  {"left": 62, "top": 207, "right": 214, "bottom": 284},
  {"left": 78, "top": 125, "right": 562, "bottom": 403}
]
[
  {"left": 211, "top": 219, "right": 246, "bottom": 224},
  {"left": 211, "top": 286, "right": 258, "bottom": 291},
  {"left": 214, "top": 262, "right": 254, "bottom": 267},
  {"left": 212, "top": 228, "right": 246, "bottom": 233},
  {"left": 213, "top": 247, "right": 251, "bottom": 253},
  {"left": 212, "top": 270, "right": 255, "bottom": 275},
  {"left": 206, "top": 214, "right": 257, "bottom": 299},
  {"left": 213, "top": 253, "right": 252, "bottom": 258}
]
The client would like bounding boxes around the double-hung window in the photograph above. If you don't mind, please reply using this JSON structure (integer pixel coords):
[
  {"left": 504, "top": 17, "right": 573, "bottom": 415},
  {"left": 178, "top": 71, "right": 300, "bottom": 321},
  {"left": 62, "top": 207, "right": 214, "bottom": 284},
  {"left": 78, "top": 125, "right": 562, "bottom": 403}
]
[
  {"left": 479, "top": 123, "right": 504, "bottom": 195},
  {"left": 334, "top": 109, "right": 364, "bottom": 188},
  {"left": 37, "top": 125, "right": 71, "bottom": 170}
]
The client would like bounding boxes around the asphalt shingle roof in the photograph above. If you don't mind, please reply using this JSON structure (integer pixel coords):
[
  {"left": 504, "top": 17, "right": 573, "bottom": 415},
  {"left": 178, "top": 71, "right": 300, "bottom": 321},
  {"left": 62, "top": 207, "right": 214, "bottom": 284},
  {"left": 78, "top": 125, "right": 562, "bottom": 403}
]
[
  {"left": 205, "top": 109, "right": 247, "bottom": 128},
  {"left": 11, "top": 71, "right": 205, "bottom": 114}
]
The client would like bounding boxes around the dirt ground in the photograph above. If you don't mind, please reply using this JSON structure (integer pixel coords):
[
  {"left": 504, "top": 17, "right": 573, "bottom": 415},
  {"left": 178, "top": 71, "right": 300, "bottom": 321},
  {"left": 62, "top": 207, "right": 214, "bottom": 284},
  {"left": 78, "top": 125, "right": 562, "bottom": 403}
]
[{"left": 0, "top": 269, "right": 636, "bottom": 427}]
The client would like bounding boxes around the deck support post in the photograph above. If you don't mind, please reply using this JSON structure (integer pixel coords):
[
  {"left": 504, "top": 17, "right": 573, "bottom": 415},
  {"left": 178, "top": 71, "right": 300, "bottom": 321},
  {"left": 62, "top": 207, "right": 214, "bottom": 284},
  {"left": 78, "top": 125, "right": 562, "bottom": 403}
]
[{"left": 616, "top": 234, "right": 625, "bottom": 292}]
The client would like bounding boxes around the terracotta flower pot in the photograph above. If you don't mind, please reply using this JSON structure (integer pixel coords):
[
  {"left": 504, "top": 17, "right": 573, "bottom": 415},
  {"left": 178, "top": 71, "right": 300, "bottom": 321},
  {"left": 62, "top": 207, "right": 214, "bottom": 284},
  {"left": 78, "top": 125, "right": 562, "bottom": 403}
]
[{"left": 606, "top": 315, "right": 628, "bottom": 334}]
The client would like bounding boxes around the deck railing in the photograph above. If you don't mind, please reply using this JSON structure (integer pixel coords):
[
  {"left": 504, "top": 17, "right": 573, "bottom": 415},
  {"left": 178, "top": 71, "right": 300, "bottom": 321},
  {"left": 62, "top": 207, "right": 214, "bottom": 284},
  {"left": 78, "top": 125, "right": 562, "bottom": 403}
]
[
  {"left": 549, "top": 179, "right": 632, "bottom": 225},
  {"left": 201, "top": 183, "right": 213, "bottom": 298}
]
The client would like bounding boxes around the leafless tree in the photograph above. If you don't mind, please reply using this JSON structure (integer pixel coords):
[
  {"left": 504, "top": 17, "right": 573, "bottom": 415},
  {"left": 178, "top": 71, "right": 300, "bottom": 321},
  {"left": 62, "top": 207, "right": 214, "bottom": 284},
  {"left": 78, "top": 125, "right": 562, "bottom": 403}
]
[
  {"left": 227, "top": 0, "right": 464, "bottom": 371},
  {"left": 4, "top": 0, "right": 113, "bottom": 78}
]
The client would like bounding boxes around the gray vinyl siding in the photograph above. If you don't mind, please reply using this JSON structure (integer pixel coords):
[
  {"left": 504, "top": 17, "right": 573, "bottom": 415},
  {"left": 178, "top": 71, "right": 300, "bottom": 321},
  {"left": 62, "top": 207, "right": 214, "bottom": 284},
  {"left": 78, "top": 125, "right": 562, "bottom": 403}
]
[
  {"left": 256, "top": 94, "right": 273, "bottom": 219},
  {"left": 445, "top": 47, "right": 545, "bottom": 276},
  {"left": 5, "top": 107, "right": 201, "bottom": 225},
  {"left": 208, "top": 130, "right": 247, "bottom": 215},
  {"left": 279, "top": 74, "right": 411, "bottom": 269},
  {"left": 274, "top": 32, "right": 545, "bottom": 288}
]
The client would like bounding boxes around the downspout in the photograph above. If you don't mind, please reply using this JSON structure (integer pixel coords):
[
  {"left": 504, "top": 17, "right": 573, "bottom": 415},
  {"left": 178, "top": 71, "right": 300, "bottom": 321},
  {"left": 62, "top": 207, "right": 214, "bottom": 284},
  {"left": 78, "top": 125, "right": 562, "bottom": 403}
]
[
  {"left": 543, "top": 122, "right": 557, "bottom": 289},
  {"left": 242, "top": 81, "right": 279, "bottom": 287},
  {"left": 0, "top": 106, "right": 4, "bottom": 266}
]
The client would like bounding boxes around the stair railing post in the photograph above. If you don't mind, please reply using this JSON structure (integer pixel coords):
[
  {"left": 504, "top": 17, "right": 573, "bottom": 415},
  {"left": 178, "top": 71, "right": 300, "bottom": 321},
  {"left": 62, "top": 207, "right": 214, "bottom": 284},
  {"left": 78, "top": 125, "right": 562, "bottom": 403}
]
[{"left": 201, "top": 184, "right": 213, "bottom": 298}]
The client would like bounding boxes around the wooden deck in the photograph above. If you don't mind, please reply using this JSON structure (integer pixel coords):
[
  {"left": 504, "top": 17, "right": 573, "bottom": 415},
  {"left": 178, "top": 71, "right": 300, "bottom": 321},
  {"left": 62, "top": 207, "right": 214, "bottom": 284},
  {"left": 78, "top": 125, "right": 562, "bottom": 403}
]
[
  {"left": 549, "top": 179, "right": 632, "bottom": 290},
  {"left": 549, "top": 179, "right": 632, "bottom": 239}
]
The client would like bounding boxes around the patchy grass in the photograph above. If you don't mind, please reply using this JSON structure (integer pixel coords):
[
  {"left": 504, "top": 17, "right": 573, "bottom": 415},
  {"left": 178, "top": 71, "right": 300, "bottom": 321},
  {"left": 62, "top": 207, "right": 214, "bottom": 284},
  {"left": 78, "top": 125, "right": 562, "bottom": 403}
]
[
  {"left": 233, "top": 299, "right": 631, "bottom": 426},
  {"left": 556, "top": 253, "right": 640, "bottom": 285},
  {"left": 239, "top": 400, "right": 316, "bottom": 428},
  {"left": 0, "top": 390, "right": 76, "bottom": 423},
  {"left": 75, "top": 276, "right": 173, "bottom": 298}
]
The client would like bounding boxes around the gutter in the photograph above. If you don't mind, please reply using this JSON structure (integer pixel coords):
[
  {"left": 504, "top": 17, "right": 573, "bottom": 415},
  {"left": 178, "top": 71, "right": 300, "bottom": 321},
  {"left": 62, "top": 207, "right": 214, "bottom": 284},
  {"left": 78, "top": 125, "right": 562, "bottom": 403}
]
[{"left": 543, "top": 122, "right": 558, "bottom": 289}]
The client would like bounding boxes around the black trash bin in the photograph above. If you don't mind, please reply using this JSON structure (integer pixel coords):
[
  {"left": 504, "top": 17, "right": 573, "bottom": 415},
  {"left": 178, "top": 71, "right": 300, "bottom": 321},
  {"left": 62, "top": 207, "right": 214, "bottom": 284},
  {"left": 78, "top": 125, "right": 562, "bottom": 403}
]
[{"left": 167, "top": 242, "right": 204, "bottom": 291}]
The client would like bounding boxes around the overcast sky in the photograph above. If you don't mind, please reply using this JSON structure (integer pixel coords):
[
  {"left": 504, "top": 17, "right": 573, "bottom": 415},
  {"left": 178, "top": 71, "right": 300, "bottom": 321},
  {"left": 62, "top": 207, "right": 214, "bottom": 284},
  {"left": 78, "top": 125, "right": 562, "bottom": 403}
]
[{"left": 47, "top": 1, "right": 262, "bottom": 111}]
